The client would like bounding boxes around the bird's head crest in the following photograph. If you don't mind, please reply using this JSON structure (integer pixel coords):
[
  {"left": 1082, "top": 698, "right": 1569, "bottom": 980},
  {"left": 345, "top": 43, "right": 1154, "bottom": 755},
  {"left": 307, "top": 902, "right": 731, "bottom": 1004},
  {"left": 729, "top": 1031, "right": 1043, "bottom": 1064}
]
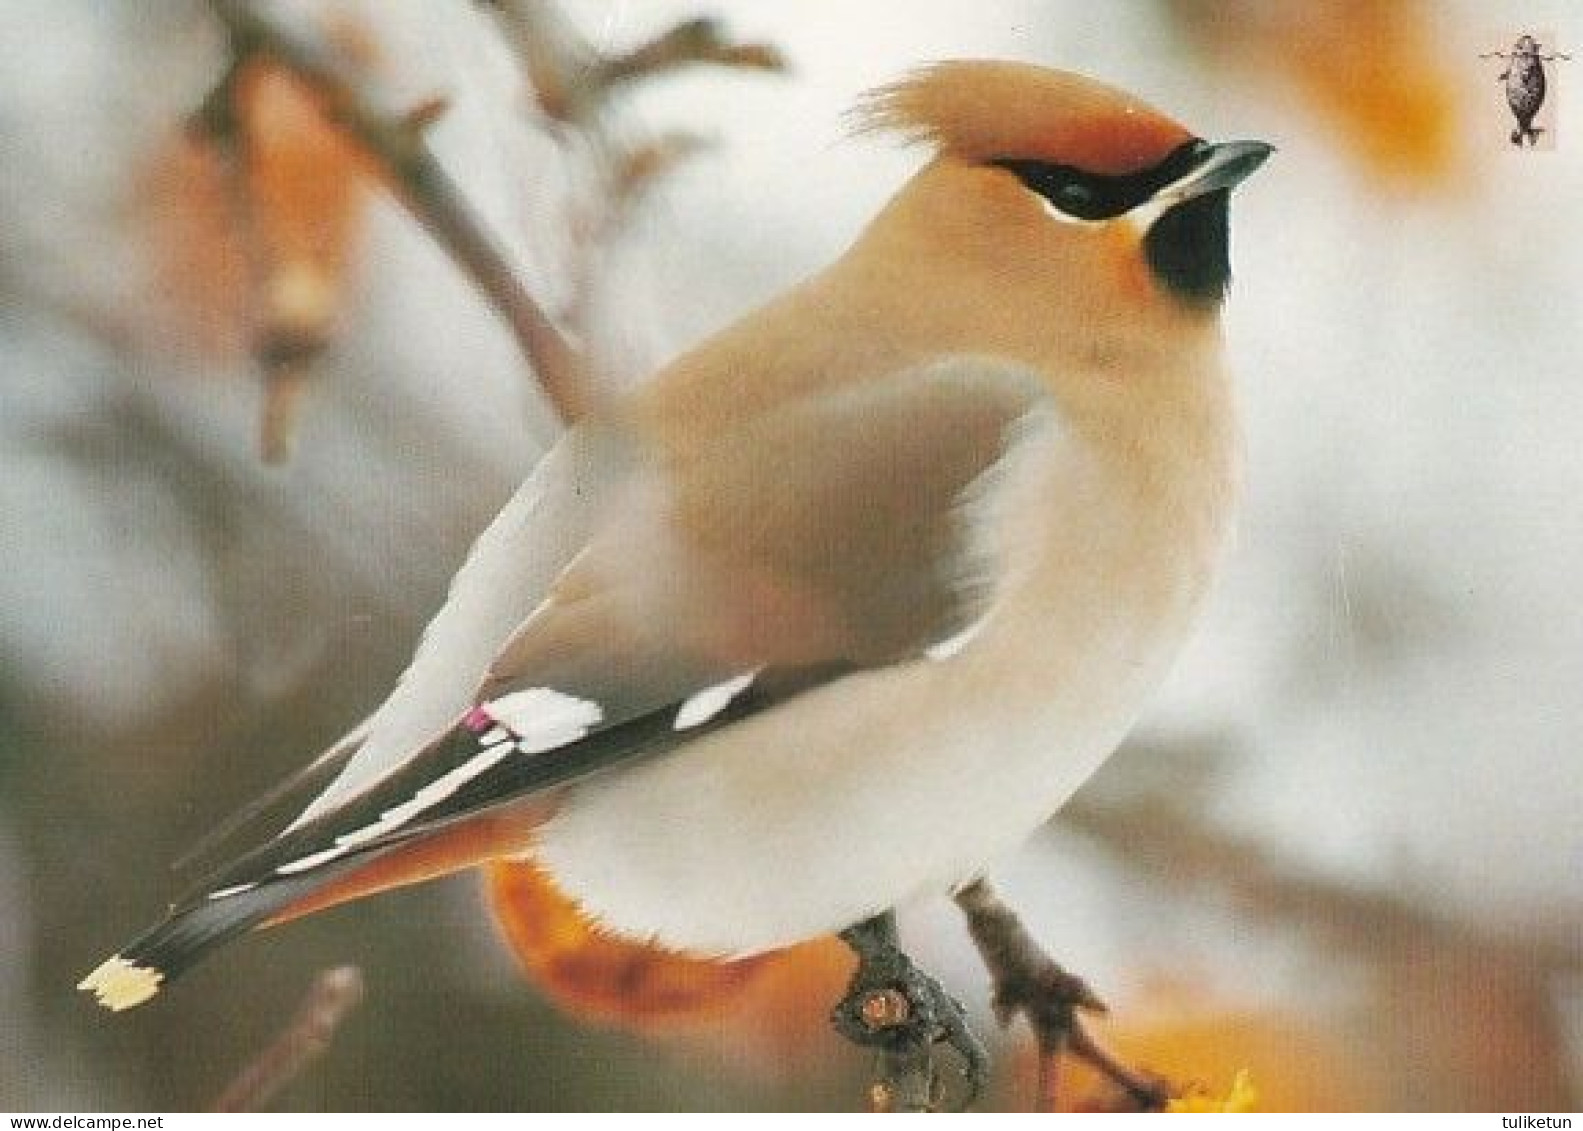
[{"left": 853, "top": 61, "right": 1193, "bottom": 177}]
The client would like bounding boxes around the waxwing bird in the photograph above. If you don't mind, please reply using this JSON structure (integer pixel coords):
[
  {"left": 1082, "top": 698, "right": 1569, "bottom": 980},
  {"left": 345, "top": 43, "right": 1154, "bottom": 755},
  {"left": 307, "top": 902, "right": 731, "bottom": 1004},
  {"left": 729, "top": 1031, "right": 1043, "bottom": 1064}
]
[{"left": 80, "top": 61, "right": 1271, "bottom": 1035}]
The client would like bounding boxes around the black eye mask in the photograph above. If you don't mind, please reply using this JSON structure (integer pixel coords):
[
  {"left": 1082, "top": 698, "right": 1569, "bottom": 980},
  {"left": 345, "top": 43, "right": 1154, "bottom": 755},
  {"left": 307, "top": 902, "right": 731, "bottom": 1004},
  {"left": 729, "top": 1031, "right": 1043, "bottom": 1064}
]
[
  {"left": 990, "top": 139, "right": 1236, "bottom": 304},
  {"left": 990, "top": 139, "right": 1211, "bottom": 221}
]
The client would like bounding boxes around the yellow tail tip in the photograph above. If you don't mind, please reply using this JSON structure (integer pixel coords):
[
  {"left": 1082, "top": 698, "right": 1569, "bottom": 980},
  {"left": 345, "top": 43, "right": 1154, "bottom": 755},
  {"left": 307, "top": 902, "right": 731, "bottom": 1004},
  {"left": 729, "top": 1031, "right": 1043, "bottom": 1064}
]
[{"left": 78, "top": 955, "right": 163, "bottom": 1011}]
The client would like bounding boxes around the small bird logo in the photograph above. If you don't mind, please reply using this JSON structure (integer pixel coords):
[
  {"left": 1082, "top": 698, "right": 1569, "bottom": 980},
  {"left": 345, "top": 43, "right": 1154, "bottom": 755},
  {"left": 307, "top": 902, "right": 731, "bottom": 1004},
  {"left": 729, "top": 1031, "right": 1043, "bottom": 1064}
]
[{"left": 1482, "top": 34, "right": 1571, "bottom": 147}]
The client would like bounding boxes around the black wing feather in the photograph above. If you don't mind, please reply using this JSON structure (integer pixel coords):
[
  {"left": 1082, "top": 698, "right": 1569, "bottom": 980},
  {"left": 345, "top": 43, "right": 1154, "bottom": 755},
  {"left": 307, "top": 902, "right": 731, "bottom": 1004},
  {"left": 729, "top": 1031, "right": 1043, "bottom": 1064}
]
[
  {"left": 96, "top": 674, "right": 805, "bottom": 1000},
  {"left": 176, "top": 666, "right": 823, "bottom": 913}
]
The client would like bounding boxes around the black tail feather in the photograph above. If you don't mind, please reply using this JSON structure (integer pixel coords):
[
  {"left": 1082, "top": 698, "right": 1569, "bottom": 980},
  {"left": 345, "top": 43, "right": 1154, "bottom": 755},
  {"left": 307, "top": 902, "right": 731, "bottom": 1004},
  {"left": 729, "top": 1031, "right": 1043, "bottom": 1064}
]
[{"left": 78, "top": 871, "right": 335, "bottom": 1010}]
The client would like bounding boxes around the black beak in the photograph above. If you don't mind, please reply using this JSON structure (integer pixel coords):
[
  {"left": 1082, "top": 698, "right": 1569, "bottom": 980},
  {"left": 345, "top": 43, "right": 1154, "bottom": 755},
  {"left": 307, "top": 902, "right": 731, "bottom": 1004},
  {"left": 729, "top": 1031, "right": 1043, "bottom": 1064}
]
[
  {"left": 1162, "top": 140, "right": 1274, "bottom": 202},
  {"left": 1142, "top": 139, "right": 1272, "bottom": 304}
]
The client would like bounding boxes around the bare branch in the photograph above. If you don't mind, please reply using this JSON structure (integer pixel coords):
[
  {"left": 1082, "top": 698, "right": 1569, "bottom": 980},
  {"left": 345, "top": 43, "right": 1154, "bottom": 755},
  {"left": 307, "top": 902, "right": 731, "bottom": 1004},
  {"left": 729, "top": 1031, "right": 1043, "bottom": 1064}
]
[
  {"left": 211, "top": 966, "right": 365, "bottom": 1112},
  {"left": 204, "top": 0, "right": 596, "bottom": 425},
  {"left": 831, "top": 913, "right": 985, "bottom": 1111},
  {"left": 483, "top": 1, "right": 786, "bottom": 124},
  {"left": 478, "top": 0, "right": 597, "bottom": 123},
  {"left": 595, "top": 18, "right": 787, "bottom": 92},
  {"left": 866, "top": 1019, "right": 937, "bottom": 1113},
  {"left": 1061, "top": 792, "right": 1583, "bottom": 975}
]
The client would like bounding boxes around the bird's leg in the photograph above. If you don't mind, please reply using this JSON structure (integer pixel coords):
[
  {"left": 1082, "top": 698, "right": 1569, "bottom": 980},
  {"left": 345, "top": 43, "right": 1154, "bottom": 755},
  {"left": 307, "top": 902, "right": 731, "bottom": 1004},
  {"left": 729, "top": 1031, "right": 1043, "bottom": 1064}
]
[
  {"left": 954, "top": 879, "right": 1171, "bottom": 1112},
  {"left": 831, "top": 910, "right": 988, "bottom": 1111}
]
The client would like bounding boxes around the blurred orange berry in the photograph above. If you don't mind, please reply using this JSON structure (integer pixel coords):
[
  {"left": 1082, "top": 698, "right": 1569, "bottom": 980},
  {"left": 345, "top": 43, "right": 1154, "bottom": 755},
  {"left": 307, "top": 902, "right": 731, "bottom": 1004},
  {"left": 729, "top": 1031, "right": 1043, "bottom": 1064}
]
[
  {"left": 1168, "top": 1068, "right": 1260, "bottom": 1113},
  {"left": 137, "top": 22, "right": 377, "bottom": 365},
  {"left": 1030, "top": 995, "right": 1377, "bottom": 1112},
  {"left": 1169, "top": 0, "right": 1461, "bottom": 188}
]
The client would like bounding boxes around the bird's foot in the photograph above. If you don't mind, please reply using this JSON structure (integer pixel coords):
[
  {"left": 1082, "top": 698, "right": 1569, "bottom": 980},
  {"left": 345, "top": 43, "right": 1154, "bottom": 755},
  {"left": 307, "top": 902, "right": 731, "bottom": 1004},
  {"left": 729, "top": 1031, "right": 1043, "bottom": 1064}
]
[
  {"left": 832, "top": 912, "right": 989, "bottom": 1112},
  {"left": 955, "top": 879, "right": 1172, "bottom": 1111}
]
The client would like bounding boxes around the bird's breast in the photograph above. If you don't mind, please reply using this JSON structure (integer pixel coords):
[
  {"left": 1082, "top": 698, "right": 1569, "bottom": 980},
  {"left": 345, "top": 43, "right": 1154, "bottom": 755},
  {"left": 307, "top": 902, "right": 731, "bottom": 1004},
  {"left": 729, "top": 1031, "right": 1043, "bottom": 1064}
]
[{"left": 534, "top": 410, "right": 1237, "bottom": 957}]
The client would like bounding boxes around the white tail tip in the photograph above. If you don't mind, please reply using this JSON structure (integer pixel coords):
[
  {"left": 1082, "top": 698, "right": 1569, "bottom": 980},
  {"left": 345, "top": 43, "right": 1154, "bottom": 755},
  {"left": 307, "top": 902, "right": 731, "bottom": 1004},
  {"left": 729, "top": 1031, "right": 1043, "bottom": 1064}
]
[{"left": 78, "top": 955, "right": 163, "bottom": 1011}]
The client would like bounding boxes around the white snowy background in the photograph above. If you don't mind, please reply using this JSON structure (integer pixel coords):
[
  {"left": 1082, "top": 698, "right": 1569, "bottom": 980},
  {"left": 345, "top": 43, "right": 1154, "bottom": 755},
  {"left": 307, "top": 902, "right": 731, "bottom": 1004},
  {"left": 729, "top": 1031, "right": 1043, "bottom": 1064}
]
[{"left": 0, "top": 0, "right": 1578, "bottom": 1111}]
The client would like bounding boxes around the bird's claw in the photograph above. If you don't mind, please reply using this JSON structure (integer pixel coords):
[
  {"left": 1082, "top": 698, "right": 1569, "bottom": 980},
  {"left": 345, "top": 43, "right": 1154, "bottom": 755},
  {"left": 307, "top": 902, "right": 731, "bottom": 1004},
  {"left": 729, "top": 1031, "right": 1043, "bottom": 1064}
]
[
  {"left": 987, "top": 957, "right": 1106, "bottom": 1037},
  {"left": 955, "top": 879, "right": 1173, "bottom": 1110}
]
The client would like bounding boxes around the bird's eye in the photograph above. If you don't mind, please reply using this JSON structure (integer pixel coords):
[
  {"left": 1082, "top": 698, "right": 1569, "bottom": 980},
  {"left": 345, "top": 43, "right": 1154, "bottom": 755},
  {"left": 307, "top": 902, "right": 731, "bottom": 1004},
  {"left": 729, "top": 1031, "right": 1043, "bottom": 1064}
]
[
  {"left": 991, "top": 159, "right": 1123, "bottom": 222},
  {"left": 992, "top": 141, "right": 1220, "bottom": 224},
  {"left": 1055, "top": 181, "right": 1097, "bottom": 214}
]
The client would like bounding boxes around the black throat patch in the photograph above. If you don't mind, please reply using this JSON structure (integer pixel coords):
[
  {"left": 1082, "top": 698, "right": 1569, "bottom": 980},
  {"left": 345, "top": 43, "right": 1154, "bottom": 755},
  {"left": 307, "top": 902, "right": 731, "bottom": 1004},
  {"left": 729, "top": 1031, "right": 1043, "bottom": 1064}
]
[{"left": 1143, "top": 188, "right": 1232, "bottom": 306}]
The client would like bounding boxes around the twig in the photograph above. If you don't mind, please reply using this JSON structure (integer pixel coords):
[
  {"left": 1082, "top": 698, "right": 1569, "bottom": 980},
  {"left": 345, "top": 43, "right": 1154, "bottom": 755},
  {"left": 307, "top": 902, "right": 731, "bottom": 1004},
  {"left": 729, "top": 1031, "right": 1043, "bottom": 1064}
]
[
  {"left": 476, "top": 0, "right": 596, "bottom": 123},
  {"left": 868, "top": 1007, "right": 936, "bottom": 1113},
  {"left": 481, "top": 0, "right": 784, "bottom": 360},
  {"left": 1061, "top": 783, "right": 1583, "bottom": 1110},
  {"left": 204, "top": 0, "right": 595, "bottom": 425},
  {"left": 594, "top": 18, "right": 786, "bottom": 92},
  {"left": 560, "top": 131, "right": 711, "bottom": 339},
  {"left": 831, "top": 912, "right": 986, "bottom": 1111},
  {"left": 833, "top": 915, "right": 940, "bottom": 1112},
  {"left": 211, "top": 965, "right": 365, "bottom": 1112},
  {"left": 1061, "top": 792, "right": 1583, "bottom": 975},
  {"left": 482, "top": 1, "right": 785, "bottom": 125}
]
